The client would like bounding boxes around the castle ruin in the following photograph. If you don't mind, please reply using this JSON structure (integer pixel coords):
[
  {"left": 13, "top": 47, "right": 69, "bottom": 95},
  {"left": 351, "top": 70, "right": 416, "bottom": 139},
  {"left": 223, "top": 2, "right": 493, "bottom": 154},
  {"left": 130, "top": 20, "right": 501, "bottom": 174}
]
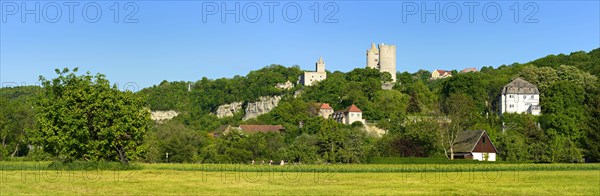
[{"left": 366, "top": 43, "right": 397, "bottom": 82}]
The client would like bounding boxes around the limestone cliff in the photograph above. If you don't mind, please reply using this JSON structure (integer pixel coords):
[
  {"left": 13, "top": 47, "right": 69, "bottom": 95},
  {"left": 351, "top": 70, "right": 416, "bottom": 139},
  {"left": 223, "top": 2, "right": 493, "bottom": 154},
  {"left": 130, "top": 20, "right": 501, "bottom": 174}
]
[
  {"left": 214, "top": 101, "right": 243, "bottom": 118},
  {"left": 151, "top": 110, "right": 179, "bottom": 123},
  {"left": 243, "top": 96, "right": 281, "bottom": 120}
]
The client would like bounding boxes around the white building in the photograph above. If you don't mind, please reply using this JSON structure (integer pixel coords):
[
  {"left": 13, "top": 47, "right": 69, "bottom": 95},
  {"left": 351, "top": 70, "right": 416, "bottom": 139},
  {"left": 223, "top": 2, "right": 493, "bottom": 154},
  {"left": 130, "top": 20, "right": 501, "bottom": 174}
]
[
  {"left": 299, "top": 57, "right": 327, "bottom": 86},
  {"left": 331, "top": 104, "right": 365, "bottom": 125},
  {"left": 499, "top": 78, "right": 541, "bottom": 116}
]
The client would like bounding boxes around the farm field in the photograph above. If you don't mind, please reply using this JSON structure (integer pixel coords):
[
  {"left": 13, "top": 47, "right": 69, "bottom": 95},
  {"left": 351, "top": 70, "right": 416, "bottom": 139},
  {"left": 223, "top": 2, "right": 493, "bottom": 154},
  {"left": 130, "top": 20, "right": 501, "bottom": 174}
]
[{"left": 1, "top": 162, "right": 599, "bottom": 195}]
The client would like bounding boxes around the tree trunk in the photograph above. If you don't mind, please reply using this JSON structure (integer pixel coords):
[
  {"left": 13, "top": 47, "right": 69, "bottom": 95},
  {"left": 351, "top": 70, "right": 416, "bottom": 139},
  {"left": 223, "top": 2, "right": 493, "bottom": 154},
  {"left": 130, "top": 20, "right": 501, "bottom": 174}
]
[
  {"left": 116, "top": 146, "right": 128, "bottom": 164},
  {"left": 450, "top": 147, "right": 454, "bottom": 160},
  {"left": 11, "top": 143, "right": 19, "bottom": 157}
]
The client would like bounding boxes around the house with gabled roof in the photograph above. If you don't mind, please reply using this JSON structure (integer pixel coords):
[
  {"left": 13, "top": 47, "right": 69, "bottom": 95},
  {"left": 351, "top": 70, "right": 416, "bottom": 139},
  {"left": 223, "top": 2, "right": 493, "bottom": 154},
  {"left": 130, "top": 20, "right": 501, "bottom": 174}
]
[
  {"left": 316, "top": 103, "right": 334, "bottom": 119},
  {"left": 499, "top": 78, "right": 541, "bottom": 116},
  {"left": 431, "top": 69, "right": 452, "bottom": 80},
  {"left": 452, "top": 130, "right": 498, "bottom": 161},
  {"left": 331, "top": 104, "right": 365, "bottom": 125}
]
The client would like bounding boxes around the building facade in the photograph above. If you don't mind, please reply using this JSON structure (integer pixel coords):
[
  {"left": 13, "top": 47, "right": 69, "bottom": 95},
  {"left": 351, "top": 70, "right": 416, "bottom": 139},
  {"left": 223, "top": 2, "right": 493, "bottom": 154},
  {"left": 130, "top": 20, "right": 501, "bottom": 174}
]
[
  {"left": 499, "top": 78, "right": 541, "bottom": 116},
  {"left": 331, "top": 104, "right": 365, "bottom": 125},
  {"left": 300, "top": 57, "right": 327, "bottom": 86},
  {"left": 366, "top": 43, "right": 397, "bottom": 82}
]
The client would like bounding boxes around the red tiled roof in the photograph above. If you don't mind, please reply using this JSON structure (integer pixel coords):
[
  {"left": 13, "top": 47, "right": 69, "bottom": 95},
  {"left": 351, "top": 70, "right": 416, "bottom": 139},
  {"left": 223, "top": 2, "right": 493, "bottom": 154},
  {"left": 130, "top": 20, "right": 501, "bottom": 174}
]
[
  {"left": 347, "top": 104, "right": 362, "bottom": 112},
  {"left": 239, "top": 125, "right": 284, "bottom": 133},
  {"left": 436, "top": 70, "right": 450, "bottom": 75},
  {"left": 320, "top": 103, "right": 333, "bottom": 110},
  {"left": 335, "top": 104, "right": 362, "bottom": 113}
]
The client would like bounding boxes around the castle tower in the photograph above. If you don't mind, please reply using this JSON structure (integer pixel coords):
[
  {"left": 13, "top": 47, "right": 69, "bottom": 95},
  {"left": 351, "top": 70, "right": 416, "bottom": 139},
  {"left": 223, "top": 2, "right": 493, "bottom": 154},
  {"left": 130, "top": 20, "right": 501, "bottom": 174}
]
[
  {"left": 316, "top": 56, "right": 325, "bottom": 73},
  {"left": 378, "top": 43, "right": 397, "bottom": 82},
  {"left": 366, "top": 43, "right": 379, "bottom": 69}
]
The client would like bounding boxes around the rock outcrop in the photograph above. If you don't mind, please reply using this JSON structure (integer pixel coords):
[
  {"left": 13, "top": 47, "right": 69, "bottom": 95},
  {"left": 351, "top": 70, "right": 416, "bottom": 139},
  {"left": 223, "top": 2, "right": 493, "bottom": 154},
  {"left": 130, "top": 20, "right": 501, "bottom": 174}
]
[
  {"left": 214, "top": 101, "right": 243, "bottom": 118},
  {"left": 151, "top": 110, "right": 179, "bottom": 123},
  {"left": 243, "top": 96, "right": 281, "bottom": 120},
  {"left": 275, "top": 81, "right": 294, "bottom": 90}
]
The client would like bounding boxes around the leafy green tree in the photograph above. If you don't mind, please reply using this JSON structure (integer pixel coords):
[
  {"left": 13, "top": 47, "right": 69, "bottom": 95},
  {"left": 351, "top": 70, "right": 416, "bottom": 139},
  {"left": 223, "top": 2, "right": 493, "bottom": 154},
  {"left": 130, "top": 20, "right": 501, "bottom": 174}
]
[
  {"left": 441, "top": 93, "right": 478, "bottom": 159},
  {"left": 281, "top": 133, "right": 319, "bottom": 163},
  {"left": 31, "top": 68, "right": 150, "bottom": 163},
  {"left": 369, "top": 90, "right": 409, "bottom": 120},
  {"left": 143, "top": 120, "right": 206, "bottom": 163},
  {"left": 540, "top": 81, "right": 586, "bottom": 140}
]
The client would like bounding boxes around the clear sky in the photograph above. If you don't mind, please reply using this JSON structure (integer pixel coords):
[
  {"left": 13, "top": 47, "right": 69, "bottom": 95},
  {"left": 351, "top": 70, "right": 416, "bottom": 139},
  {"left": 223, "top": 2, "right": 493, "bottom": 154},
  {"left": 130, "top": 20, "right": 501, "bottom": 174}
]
[{"left": 1, "top": 1, "right": 599, "bottom": 90}]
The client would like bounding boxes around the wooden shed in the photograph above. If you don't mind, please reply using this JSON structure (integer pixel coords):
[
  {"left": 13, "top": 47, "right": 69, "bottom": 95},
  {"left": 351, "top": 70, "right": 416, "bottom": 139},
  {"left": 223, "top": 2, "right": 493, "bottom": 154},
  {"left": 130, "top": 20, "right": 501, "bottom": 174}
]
[{"left": 452, "top": 130, "right": 498, "bottom": 161}]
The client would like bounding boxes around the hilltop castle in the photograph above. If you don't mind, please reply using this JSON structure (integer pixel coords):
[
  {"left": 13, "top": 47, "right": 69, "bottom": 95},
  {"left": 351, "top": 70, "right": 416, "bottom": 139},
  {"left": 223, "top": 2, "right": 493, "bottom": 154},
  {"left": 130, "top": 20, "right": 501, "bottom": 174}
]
[
  {"left": 366, "top": 43, "right": 397, "bottom": 82},
  {"left": 299, "top": 57, "right": 327, "bottom": 86}
]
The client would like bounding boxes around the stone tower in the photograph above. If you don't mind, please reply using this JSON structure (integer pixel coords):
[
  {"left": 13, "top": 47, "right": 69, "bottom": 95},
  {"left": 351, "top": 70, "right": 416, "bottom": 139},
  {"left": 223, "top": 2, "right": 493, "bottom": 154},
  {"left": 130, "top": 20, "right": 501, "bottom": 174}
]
[
  {"left": 316, "top": 56, "right": 325, "bottom": 72},
  {"left": 378, "top": 43, "right": 397, "bottom": 82},
  {"left": 366, "top": 43, "right": 379, "bottom": 69},
  {"left": 366, "top": 43, "right": 397, "bottom": 82}
]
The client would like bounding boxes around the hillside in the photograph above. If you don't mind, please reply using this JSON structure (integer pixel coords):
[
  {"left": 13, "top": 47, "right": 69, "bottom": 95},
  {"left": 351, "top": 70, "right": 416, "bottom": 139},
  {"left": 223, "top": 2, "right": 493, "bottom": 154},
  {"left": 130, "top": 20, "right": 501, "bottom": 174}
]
[
  {"left": 1, "top": 48, "right": 599, "bottom": 163},
  {"left": 132, "top": 48, "right": 599, "bottom": 163}
]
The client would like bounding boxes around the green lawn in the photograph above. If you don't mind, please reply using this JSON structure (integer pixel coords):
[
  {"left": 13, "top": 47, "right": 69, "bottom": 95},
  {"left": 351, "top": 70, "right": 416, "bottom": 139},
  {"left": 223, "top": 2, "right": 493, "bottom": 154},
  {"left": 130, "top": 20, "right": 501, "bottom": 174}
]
[{"left": 1, "top": 163, "right": 599, "bottom": 195}]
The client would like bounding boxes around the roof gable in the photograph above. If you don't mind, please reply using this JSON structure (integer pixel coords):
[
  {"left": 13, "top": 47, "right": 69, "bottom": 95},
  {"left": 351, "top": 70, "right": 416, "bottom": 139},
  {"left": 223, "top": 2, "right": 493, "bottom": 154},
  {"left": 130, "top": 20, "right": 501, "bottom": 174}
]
[
  {"left": 453, "top": 130, "right": 486, "bottom": 152},
  {"left": 320, "top": 103, "right": 333, "bottom": 110},
  {"left": 347, "top": 104, "right": 362, "bottom": 112},
  {"left": 337, "top": 104, "right": 362, "bottom": 113},
  {"left": 502, "top": 78, "right": 539, "bottom": 94}
]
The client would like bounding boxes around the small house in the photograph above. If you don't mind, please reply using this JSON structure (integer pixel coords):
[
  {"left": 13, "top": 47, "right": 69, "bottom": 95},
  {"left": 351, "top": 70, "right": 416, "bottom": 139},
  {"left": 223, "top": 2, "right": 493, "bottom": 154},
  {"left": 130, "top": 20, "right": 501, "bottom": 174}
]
[
  {"left": 316, "top": 103, "right": 334, "bottom": 119},
  {"left": 460, "top": 68, "right": 478, "bottom": 73},
  {"left": 452, "top": 130, "right": 498, "bottom": 161},
  {"left": 431, "top": 69, "right": 452, "bottom": 80},
  {"left": 331, "top": 104, "right": 365, "bottom": 125}
]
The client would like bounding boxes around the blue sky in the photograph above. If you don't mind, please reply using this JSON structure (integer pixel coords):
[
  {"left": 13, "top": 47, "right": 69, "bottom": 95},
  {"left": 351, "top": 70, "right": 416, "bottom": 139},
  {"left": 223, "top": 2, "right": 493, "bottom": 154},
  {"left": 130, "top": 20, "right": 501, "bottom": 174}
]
[{"left": 1, "top": 1, "right": 599, "bottom": 89}]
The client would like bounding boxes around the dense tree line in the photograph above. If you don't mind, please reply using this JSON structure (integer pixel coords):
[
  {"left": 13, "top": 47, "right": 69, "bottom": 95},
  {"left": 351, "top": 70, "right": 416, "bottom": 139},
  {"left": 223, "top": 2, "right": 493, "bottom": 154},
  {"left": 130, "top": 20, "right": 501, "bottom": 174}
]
[{"left": 0, "top": 49, "right": 598, "bottom": 163}]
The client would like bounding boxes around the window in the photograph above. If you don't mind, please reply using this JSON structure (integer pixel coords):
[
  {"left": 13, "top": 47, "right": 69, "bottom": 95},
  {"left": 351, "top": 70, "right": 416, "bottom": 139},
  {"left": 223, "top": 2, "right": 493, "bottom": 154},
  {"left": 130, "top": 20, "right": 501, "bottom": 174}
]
[
  {"left": 509, "top": 104, "right": 514, "bottom": 108},
  {"left": 482, "top": 137, "right": 486, "bottom": 144},
  {"left": 509, "top": 95, "right": 514, "bottom": 98},
  {"left": 523, "top": 95, "right": 527, "bottom": 99}
]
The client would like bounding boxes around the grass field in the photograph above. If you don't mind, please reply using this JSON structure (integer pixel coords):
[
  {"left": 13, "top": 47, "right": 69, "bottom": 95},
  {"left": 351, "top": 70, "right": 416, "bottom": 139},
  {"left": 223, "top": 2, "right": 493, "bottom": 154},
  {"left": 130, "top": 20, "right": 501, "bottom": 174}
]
[{"left": 1, "top": 162, "right": 599, "bottom": 195}]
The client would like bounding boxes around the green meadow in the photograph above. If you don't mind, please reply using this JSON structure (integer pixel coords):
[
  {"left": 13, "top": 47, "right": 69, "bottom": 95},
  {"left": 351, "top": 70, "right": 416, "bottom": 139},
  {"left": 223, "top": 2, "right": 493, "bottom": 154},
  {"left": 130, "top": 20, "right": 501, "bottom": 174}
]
[{"left": 1, "top": 162, "right": 598, "bottom": 195}]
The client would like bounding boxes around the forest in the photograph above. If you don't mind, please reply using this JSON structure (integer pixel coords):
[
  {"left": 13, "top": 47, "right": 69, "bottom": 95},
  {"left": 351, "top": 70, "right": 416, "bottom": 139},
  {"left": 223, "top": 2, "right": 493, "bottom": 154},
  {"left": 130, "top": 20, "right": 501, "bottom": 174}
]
[{"left": 1, "top": 48, "right": 599, "bottom": 164}]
